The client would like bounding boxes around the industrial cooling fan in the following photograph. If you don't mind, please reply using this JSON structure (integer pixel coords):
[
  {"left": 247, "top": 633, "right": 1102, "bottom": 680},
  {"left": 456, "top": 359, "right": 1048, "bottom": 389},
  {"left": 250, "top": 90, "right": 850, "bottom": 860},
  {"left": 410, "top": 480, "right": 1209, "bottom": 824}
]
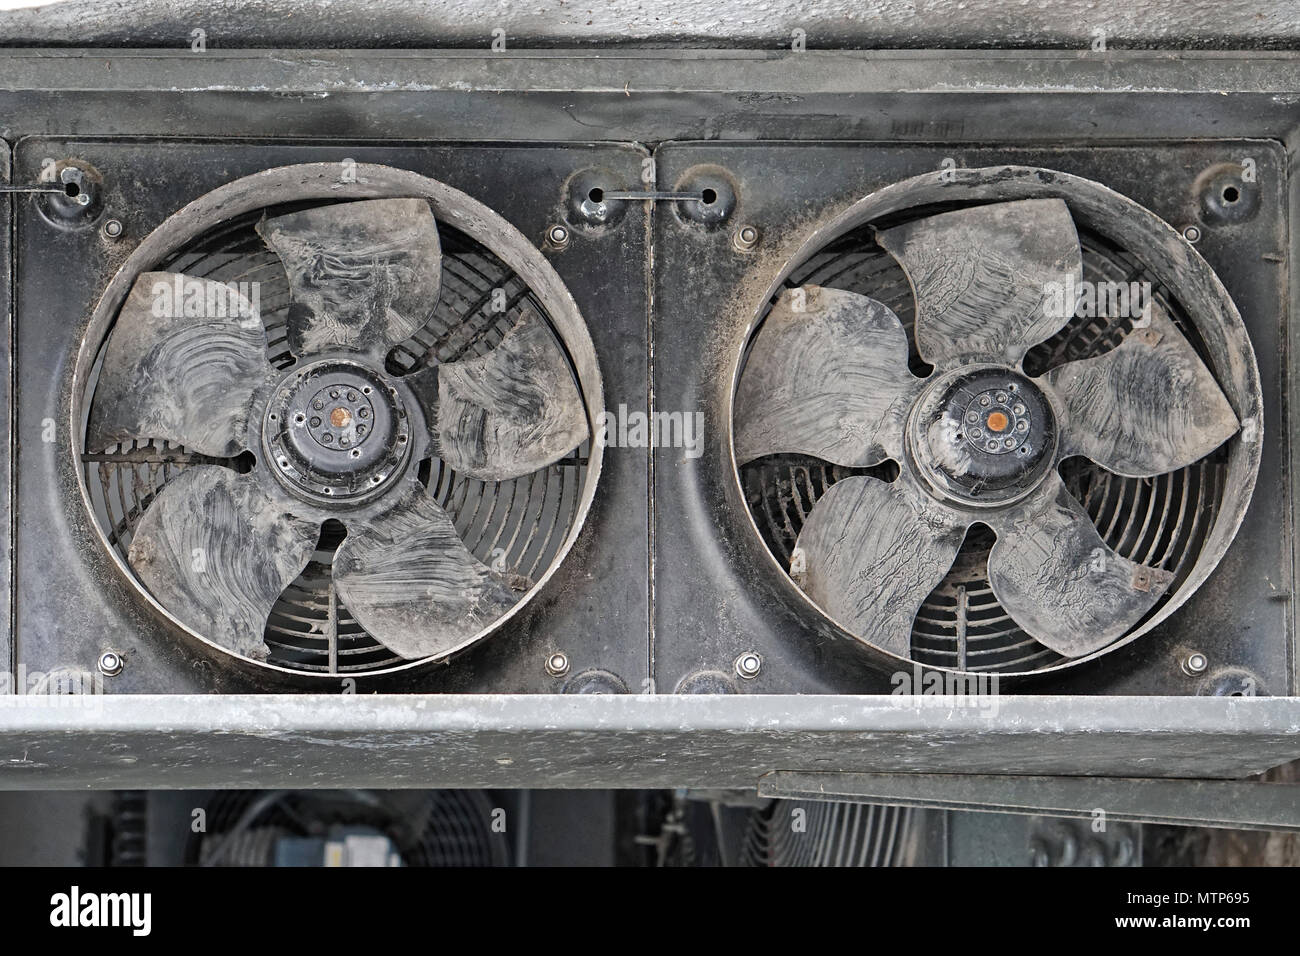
[
  {"left": 734, "top": 190, "right": 1253, "bottom": 665},
  {"left": 79, "top": 164, "right": 595, "bottom": 671}
]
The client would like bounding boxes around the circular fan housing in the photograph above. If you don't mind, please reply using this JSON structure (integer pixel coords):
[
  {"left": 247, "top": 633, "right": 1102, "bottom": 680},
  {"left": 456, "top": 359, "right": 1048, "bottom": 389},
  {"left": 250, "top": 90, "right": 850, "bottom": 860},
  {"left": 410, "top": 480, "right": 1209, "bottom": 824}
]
[
  {"left": 730, "top": 166, "right": 1262, "bottom": 676},
  {"left": 74, "top": 163, "right": 602, "bottom": 678}
]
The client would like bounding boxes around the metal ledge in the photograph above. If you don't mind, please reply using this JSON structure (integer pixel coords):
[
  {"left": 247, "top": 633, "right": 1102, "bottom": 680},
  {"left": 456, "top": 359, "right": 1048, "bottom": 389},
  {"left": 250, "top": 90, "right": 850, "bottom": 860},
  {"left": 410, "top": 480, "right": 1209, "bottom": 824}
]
[
  {"left": 0, "top": 694, "right": 1296, "bottom": 789},
  {"left": 0, "top": 49, "right": 1299, "bottom": 94}
]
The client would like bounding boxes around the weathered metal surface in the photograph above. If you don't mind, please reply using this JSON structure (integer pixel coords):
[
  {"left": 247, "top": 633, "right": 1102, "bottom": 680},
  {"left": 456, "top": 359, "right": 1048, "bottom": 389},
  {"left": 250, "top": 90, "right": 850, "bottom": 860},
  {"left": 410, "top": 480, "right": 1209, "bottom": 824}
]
[
  {"left": 0, "top": 695, "right": 1296, "bottom": 790},
  {"left": 985, "top": 474, "right": 1174, "bottom": 657},
  {"left": 0, "top": 141, "right": 10, "bottom": 685},
  {"left": 0, "top": 54, "right": 1294, "bottom": 791},
  {"left": 257, "top": 198, "right": 442, "bottom": 360},
  {"left": 333, "top": 483, "right": 529, "bottom": 660},
  {"left": 731, "top": 186, "right": 1240, "bottom": 662},
  {"left": 761, "top": 771, "right": 1300, "bottom": 832},
  {"left": 14, "top": 140, "right": 647, "bottom": 694},
  {"left": 732, "top": 286, "right": 915, "bottom": 467},
  {"left": 436, "top": 307, "right": 588, "bottom": 482},
  {"left": 128, "top": 466, "right": 320, "bottom": 660},
  {"left": 650, "top": 147, "right": 1279, "bottom": 686},
  {"left": 85, "top": 271, "right": 272, "bottom": 458},
  {"left": 1047, "top": 303, "right": 1241, "bottom": 477},
  {"left": 2, "top": 0, "right": 1299, "bottom": 50},
  {"left": 793, "top": 476, "right": 965, "bottom": 658},
  {"left": 876, "top": 198, "right": 1082, "bottom": 368}
]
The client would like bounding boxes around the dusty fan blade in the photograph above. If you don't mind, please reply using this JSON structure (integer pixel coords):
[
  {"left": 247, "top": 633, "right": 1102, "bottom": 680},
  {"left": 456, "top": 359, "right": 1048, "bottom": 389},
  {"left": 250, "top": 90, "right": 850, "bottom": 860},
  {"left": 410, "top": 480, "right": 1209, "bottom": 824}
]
[
  {"left": 333, "top": 483, "right": 530, "bottom": 659},
  {"left": 792, "top": 476, "right": 966, "bottom": 658},
  {"left": 987, "top": 474, "right": 1174, "bottom": 658},
  {"left": 876, "top": 198, "right": 1082, "bottom": 368},
  {"left": 435, "top": 305, "right": 588, "bottom": 481},
  {"left": 1045, "top": 304, "right": 1240, "bottom": 477},
  {"left": 86, "top": 271, "right": 272, "bottom": 457},
  {"left": 128, "top": 467, "right": 319, "bottom": 661},
  {"left": 256, "top": 198, "right": 441, "bottom": 358},
  {"left": 733, "top": 286, "right": 918, "bottom": 467}
]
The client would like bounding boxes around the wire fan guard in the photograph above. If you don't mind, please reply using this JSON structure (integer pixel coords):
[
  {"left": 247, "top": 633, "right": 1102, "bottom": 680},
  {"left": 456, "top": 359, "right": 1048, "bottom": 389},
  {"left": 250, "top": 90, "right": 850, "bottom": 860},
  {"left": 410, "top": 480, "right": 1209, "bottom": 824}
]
[
  {"left": 80, "top": 187, "right": 592, "bottom": 675},
  {"left": 738, "top": 189, "right": 1238, "bottom": 675}
]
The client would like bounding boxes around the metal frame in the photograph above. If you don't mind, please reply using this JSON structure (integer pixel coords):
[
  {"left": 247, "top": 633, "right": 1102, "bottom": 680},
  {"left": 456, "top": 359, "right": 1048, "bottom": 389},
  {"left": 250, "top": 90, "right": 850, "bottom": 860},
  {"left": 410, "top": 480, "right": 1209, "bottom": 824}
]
[{"left": 1, "top": 50, "right": 1299, "bottom": 804}]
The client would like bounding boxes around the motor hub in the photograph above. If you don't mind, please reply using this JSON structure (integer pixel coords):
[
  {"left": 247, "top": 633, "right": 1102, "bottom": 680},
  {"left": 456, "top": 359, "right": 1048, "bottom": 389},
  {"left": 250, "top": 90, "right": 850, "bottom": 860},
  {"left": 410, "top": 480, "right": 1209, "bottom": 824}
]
[
  {"left": 262, "top": 359, "right": 411, "bottom": 505},
  {"left": 907, "top": 365, "right": 1058, "bottom": 507}
]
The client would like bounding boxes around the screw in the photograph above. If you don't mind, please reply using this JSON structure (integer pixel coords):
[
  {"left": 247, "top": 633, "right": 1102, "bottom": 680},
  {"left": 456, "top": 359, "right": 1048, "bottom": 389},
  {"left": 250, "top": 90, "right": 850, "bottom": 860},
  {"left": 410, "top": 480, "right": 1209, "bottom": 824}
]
[
  {"left": 1182, "top": 225, "right": 1202, "bottom": 243},
  {"left": 101, "top": 218, "right": 123, "bottom": 239},
  {"left": 547, "top": 224, "right": 570, "bottom": 248},
  {"left": 97, "top": 650, "right": 124, "bottom": 677},
  {"left": 735, "top": 651, "right": 762, "bottom": 680},
  {"left": 732, "top": 224, "right": 760, "bottom": 252},
  {"left": 545, "top": 651, "right": 570, "bottom": 678},
  {"left": 1183, "top": 651, "right": 1209, "bottom": 676}
]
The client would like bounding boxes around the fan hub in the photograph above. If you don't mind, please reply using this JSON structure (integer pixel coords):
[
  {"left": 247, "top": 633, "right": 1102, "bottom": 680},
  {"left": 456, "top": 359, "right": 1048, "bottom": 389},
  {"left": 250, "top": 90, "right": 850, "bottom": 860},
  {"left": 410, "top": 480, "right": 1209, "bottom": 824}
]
[
  {"left": 262, "top": 359, "right": 411, "bottom": 505},
  {"left": 907, "top": 366, "right": 1058, "bottom": 508}
]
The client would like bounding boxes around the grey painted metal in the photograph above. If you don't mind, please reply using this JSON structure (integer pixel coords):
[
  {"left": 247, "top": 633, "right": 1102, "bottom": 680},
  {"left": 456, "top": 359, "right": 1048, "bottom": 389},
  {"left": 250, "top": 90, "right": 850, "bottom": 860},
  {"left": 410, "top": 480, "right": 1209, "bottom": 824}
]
[
  {"left": 0, "top": 695, "right": 1297, "bottom": 790},
  {"left": 761, "top": 771, "right": 1300, "bottom": 832},
  {"left": 0, "top": 50, "right": 1295, "bottom": 795},
  {"left": 0, "top": 0, "right": 1296, "bottom": 50},
  {"left": 0, "top": 49, "right": 1297, "bottom": 94}
]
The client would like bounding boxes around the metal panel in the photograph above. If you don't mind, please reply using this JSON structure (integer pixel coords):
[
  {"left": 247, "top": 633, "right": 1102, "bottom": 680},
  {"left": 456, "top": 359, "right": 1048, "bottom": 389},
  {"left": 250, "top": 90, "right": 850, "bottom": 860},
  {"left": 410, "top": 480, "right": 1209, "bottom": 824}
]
[
  {"left": 12, "top": 139, "right": 650, "bottom": 694},
  {"left": 0, "top": 141, "right": 10, "bottom": 685},
  {"left": 0, "top": 51, "right": 1296, "bottom": 789},
  {"left": 0, "top": 695, "right": 1297, "bottom": 790},
  {"left": 652, "top": 141, "right": 1290, "bottom": 695}
]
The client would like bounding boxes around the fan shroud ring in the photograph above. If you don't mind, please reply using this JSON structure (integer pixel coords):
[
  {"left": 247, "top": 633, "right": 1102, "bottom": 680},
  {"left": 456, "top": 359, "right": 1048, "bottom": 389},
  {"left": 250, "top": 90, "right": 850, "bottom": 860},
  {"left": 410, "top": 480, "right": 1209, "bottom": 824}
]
[
  {"left": 72, "top": 163, "right": 604, "bottom": 679},
  {"left": 728, "top": 165, "right": 1262, "bottom": 678}
]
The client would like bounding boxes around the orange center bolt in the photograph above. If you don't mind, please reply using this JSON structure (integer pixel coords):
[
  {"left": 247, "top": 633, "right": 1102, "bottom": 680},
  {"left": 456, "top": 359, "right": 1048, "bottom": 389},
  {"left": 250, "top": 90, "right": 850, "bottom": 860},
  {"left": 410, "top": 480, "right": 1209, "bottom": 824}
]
[
  {"left": 330, "top": 407, "right": 352, "bottom": 428},
  {"left": 986, "top": 411, "right": 1009, "bottom": 433}
]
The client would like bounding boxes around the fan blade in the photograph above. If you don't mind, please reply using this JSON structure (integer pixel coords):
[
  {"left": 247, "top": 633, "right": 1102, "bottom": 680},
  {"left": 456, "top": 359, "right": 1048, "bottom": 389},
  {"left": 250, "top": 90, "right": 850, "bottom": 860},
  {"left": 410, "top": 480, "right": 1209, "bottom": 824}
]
[
  {"left": 733, "top": 286, "right": 917, "bottom": 467},
  {"left": 1045, "top": 304, "right": 1240, "bottom": 477},
  {"left": 876, "top": 198, "right": 1082, "bottom": 368},
  {"left": 792, "top": 476, "right": 966, "bottom": 658},
  {"left": 333, "top": 484, "right": 530, "bottom": 659},
  {"left": 256, "top": 198, "right": 441, "bottom": 358},
  {"left": 86, "top": 271, "right": 271, "bottom": 457},
  {"left": 436, "top": 306, "right": 588, "bottom": 481},
  {"left": 987, "top": 474, "right": 1174, "bottom": 658},
  {"left": 128, "top": 467, "right": 319, "bottom": 661}
]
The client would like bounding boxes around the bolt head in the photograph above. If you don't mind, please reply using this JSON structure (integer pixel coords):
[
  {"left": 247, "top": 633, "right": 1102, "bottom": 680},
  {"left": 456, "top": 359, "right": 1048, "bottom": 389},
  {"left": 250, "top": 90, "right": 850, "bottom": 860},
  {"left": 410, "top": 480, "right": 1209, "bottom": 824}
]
[
  {"left": 545, "top": 652, "right": 571, "bottom": 677},
  {"left": 734, "top": 652, "right": 762, "bottom": 680},
  {"left": 548, "top": 224, "right": 570, "bottom": 247},
  {"left": 733, "top": 224, "right": 760, "bottom": 251},
  {"left": 1183, "top": 652, "right": 1209, "bottom": 675},
  {"left": 97, "top": 651, "right": 124, "bottom": 677}
]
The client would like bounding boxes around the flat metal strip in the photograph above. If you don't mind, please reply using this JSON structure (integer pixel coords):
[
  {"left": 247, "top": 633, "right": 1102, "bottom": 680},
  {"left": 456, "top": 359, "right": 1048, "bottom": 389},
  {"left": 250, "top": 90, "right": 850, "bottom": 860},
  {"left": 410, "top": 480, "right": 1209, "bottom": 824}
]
[{"left": 0, "top": 695, "right": 1296, "bottom": 790}]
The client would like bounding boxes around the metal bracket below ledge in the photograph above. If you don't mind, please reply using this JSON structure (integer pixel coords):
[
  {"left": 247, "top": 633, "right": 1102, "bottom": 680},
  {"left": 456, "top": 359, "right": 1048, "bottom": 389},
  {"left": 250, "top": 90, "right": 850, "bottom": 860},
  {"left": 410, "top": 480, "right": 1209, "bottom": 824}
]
[{"left": 759, "top": 771, "right": 1300, "bottom": 832}]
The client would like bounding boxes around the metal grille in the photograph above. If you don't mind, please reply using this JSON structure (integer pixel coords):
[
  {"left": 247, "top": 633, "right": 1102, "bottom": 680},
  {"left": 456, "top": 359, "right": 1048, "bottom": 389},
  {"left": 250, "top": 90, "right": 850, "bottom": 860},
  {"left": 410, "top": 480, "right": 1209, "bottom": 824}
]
[
  {"left": 741, "top": 800, "right": 916, "bottom": 867},
  {"left": 81, "top": 206, "right": 589, "bottom": 674},
  {"left": 740, "top": 225, "right": 1226, "bottom": 673},
  {"left": 189, "top": 789, "right": 509, "bottom": 867}
]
